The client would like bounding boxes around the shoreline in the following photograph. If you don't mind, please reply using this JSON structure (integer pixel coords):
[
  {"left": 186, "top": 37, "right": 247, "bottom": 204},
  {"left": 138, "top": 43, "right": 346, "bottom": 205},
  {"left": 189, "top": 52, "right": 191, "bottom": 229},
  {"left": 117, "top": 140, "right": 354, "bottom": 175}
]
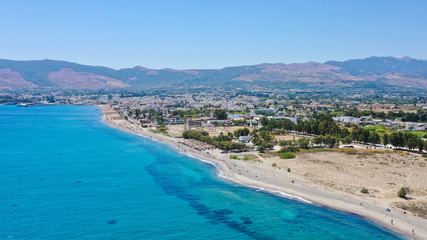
[{"left": 98, "top": 105, "right": 426, "bottom": 240}]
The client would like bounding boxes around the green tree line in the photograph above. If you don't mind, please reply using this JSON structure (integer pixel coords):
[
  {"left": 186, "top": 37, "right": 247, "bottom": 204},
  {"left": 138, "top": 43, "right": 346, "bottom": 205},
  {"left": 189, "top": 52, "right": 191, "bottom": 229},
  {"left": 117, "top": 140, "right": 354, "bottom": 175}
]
[{"left": 182, "top": 130, "right": 248, "bottom": 151}]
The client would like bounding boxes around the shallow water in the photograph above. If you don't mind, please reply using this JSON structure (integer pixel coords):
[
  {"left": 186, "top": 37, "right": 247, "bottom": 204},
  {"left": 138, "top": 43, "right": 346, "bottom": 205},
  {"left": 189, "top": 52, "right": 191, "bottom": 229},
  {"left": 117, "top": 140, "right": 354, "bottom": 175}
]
[{"left": 0, "top": 105, "right": 405, "bottom": 239}]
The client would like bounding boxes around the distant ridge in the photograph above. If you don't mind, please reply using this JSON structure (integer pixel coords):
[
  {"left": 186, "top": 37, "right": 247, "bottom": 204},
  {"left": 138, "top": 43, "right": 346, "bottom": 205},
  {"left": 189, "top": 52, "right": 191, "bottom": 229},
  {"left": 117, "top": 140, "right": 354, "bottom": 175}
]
[
  {"left": 0, "top": 57, "right": 426, "bottom": 90},
  {"left": 325, "top": 56, "right": 427, "bottom": 76}
]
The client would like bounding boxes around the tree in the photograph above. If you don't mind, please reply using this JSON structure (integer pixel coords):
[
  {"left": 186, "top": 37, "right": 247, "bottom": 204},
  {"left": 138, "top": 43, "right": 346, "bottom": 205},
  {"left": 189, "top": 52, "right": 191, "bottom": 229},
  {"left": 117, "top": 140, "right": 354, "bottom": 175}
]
[
  {"left": 369, "top": 132, "right": 381, "bottom": 147},
  {"left": 326, "top": 135, "right": 337, "bottom": 148},
  {"left": 183, "top": 130, "right": 203, "bottom": 140},
  {"left": 406, "top": 136, "right": 418, "bottom": 150},
  {"left": 234, "top": 128, "right": 250, "bottom": 137},
  {"left": 298, "top": 137, "right": 310, "bottom": 149},
  {"left": 417, "top": 138, "right": 424, "bottom": 152},
  {"left": 227, "top": 132, "right": 234, "bottom": 139},
  {"left": 283, "top": 119, "right": 295, "bottom": 131},
  {"left": 398, "top": 132, "right": 405, "bottom": 148},
  {"left": 341, "top": 136, "right": 353, "bottom": 146},
  {"left": 257, "top": 142, "right": 274, "bottom": 153},
  {"left": 279, "top": 140, "right": 296, "bottom": 147},
  {"left": 313, "top": 136, "right": 325, "bottom": 146},
  {"left": 214, "top": 132, "right": 231, "bottom": 142},
  {"left": 295, "top": 119, "right": 304, "bottom": 133},
  {"left": 382, "top": 133, "right": 389, "bottom": 146},
  {"left": 214, "top": 109, "right": 227, "bottom": 120},
  {"left": 397, "top": 187, "right": 409, "bottom": 198},
  {"left": 359, "top": 129, "right": 370, "bottom": 144},
  {"left": 257, "top": 145, "right": 266, "bottom": 153},
  {"left": 259, "top": 130, "right": 274, "bottom": 142},
  {"left": 389, "top": 132, "right": 400, "bottom": 148},
  {"left": 318, "top": 121, "right": 330, "bottom": 136},
  {"left": 260, "top": 117, "right": 269, "bottom": 126},
  {"left": 340, "top": 128, "right": 350, "bottom": 138},
  {"left": 351, "top": 126, "right": 361, "bottom": 142}
]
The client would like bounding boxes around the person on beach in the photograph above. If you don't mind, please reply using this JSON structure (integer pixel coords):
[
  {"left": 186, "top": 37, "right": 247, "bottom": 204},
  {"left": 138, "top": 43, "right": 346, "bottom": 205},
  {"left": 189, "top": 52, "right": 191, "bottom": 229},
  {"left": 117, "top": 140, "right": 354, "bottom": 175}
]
[
  {"left": 390, "top": 219, "right": 393, "bottom": 225},
  {"left": 412, "top": 229, "right": 415, "bottom": 235}
]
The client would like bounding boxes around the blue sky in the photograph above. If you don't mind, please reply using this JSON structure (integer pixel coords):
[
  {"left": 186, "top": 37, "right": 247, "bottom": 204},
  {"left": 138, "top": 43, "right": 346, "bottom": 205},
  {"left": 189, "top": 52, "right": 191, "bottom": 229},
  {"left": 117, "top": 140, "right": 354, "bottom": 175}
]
[{"left": 1, "top": 0, "right": 426, "bottom": 69}]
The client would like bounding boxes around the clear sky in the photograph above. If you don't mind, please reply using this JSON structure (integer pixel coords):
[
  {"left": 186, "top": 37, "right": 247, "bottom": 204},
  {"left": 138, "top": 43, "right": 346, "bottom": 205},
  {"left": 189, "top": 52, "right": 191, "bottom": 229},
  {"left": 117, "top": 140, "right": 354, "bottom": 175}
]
[{"left": 1, "top": 0, "right": 426, "bottom": 69}]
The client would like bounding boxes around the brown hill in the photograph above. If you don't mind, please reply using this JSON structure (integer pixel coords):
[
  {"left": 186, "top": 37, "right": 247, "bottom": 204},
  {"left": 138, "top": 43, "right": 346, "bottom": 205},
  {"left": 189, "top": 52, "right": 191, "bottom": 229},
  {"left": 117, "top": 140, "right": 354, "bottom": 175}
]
[
  {"left": 0, "top": 69, "right": 36, "bottom": 89},
  {"left": 0, "top": 57, "right": 426, "bottom": 90},
  {"left": 47, "top": 68, "right": 128, "bottom": 89}
]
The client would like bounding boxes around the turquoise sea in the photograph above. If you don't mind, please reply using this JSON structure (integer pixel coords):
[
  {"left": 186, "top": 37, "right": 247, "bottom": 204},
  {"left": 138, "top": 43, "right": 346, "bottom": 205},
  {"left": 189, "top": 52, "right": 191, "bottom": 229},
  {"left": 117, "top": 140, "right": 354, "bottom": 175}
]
[{"left": 0, "top": 105, "right": 405, "bottom": 239}]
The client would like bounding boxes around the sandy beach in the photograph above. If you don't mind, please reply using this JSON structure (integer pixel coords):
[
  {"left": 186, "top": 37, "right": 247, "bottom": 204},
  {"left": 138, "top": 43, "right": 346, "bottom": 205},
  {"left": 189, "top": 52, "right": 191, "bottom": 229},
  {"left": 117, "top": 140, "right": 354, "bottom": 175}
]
[{"left": 99, "top": 105, "right": 427, "bottom": 240}]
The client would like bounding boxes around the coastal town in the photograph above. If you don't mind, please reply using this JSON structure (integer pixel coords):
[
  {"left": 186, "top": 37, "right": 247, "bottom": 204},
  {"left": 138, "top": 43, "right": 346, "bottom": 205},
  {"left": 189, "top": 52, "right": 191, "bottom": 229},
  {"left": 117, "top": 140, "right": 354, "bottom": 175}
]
[
  {"left": 2, "top": 87, "right": 427, "bottom": 238},
  {"left": 3, "top": 87, "right": 427, "bottom": 132},
  {"left": 96, "top": 89, "right": 427, "bottom": 239},
  {"left": 4, "top": 1, "right": 427, "bottom": 239},
  {"left": 2, "top": 87, "right": 427, "bottom": 149}
]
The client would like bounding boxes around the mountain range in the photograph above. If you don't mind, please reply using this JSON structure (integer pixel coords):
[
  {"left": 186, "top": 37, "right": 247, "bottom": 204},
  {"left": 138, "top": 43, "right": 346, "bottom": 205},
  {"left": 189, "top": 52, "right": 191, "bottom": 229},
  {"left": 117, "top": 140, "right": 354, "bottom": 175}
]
[{"left": 0, "top": 56, "right": 426, "bottom": 90}]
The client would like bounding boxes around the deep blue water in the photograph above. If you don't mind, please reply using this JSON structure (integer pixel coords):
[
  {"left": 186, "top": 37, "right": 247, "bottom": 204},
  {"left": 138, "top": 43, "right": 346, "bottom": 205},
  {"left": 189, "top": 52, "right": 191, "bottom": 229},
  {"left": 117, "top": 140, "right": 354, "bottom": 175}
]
[{"left": 0, "top": 105, "right": 405, "bottom": 239}]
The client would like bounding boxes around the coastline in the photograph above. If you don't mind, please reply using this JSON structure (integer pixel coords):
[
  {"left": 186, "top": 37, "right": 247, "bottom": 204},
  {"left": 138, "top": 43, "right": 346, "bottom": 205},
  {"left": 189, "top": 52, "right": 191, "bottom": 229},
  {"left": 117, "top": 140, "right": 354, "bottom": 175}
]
[{"left": 98, "top": 105, "right": 426, "bottom": 240}]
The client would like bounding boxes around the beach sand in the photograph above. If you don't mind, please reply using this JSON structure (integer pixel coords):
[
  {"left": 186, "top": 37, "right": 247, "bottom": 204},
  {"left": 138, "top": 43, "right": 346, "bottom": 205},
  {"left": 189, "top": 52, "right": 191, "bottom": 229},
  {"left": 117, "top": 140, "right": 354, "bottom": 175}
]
[{"left": 99, "top": 105, "right": 427, "bottom": 239}]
